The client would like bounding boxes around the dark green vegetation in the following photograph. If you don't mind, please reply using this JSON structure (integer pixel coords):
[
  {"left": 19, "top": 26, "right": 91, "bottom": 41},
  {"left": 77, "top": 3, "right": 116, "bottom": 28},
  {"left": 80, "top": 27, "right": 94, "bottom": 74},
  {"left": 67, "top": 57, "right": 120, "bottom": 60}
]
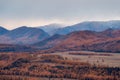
[{"left": 0, "top": 44, "right": 37, "bottom": 52}]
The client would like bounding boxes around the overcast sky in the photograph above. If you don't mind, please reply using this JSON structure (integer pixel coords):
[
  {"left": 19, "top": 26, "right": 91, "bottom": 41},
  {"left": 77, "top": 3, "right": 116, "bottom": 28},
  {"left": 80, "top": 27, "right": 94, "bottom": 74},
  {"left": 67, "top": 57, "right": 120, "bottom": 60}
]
[{"left": 0, "top": 0, "right": 120, "bottom": 29}]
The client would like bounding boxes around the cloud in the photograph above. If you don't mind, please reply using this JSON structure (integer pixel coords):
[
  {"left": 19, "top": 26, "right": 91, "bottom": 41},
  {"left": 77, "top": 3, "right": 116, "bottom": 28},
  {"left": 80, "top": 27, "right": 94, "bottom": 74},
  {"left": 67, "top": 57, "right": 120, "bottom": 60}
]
[{"left": 0, "top": 0, "right": 120, "bottom": 29}]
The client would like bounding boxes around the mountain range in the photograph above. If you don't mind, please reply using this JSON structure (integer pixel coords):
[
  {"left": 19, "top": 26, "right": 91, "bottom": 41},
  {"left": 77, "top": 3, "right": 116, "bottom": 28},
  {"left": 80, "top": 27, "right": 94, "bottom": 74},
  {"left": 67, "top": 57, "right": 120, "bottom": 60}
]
[{"left": 0, "top": 20, "right": 120, "bottom": 52}]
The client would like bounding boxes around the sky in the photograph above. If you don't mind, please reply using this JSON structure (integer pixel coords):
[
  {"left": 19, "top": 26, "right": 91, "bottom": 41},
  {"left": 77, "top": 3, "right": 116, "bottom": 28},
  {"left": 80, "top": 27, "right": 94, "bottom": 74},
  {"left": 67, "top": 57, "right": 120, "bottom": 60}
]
[{"left": 0, "top": 0, "right": 120, "bottom": 30}]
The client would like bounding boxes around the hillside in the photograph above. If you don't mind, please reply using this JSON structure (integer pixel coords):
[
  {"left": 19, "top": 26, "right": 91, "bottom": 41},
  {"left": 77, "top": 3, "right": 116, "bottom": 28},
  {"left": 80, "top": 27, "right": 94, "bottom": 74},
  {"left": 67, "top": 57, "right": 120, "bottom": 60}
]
[{"left": 34, "top": 29, "right": 120, "bottom": 53}]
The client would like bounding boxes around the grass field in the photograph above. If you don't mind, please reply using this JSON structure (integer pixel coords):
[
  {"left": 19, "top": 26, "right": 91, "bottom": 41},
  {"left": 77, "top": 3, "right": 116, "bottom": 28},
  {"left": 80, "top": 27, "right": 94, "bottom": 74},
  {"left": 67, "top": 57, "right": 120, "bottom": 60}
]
[{"left": 51, "top": 51, "right": 120, "bottom": 67}]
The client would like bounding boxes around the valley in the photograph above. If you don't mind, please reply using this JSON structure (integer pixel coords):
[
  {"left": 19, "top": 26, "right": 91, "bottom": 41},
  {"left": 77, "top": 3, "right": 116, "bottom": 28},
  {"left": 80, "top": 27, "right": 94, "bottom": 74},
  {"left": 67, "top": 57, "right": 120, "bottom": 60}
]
[{"left": 1, "top": 0, "right": 120, "bottom": 79}]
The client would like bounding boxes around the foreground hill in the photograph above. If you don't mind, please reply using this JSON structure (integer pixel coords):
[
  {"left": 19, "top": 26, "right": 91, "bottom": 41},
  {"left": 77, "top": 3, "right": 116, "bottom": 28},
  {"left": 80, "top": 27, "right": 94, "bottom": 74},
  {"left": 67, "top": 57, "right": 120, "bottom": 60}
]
[
  {"left": 34, "top": 29, "right": 120, "bottom": 53},
  {"left": 0, "top": 26, "right": 49, "bottom": 44}
]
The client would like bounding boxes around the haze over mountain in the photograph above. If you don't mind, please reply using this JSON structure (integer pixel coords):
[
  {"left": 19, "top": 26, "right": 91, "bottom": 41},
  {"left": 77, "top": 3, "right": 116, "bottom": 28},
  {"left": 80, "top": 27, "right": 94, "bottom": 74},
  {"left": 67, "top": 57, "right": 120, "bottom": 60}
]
[
  {"left": 38, "top": 24, "right": 64, "bottom": 36},
  {"left": 55, "top": 20, "right": 120, "bottom": 35}
]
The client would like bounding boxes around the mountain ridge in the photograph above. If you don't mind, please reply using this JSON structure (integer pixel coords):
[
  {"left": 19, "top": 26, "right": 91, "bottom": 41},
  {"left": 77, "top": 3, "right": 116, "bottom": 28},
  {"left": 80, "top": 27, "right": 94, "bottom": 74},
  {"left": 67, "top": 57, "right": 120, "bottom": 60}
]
[
  {"left": 0, "top": 26, "right": 50, "bottom": 44},
  {"left": 55, "top": 20, "right": 120, "bottom": 35}
]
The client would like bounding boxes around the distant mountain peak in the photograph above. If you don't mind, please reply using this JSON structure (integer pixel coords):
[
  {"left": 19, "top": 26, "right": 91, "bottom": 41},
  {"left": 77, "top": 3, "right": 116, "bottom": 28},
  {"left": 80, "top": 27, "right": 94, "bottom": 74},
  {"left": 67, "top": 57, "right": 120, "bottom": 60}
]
[
  {"left": 20, "top": 26, "right": 28, "bottom": 28},
  {"left": 14, "top": 26, "right": 30, "bottom": 29}
]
